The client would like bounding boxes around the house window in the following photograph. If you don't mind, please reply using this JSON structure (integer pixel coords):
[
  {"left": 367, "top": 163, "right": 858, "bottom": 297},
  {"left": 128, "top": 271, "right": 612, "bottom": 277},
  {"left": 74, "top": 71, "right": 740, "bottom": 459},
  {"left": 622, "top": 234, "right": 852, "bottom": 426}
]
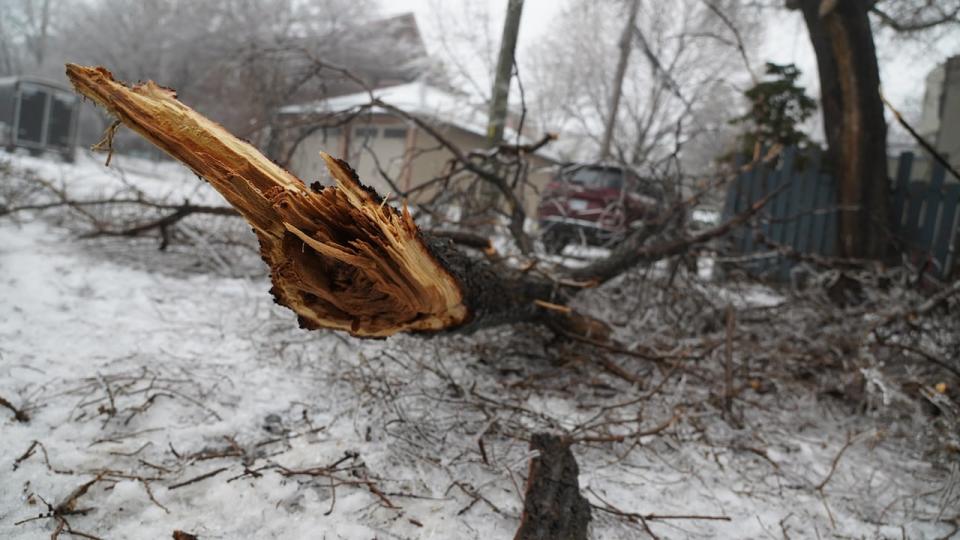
[
  {"left": 383, "top": 127, "right": 407, "bottom": 139},
  {"left": 354, "top": 127, "right": 378, "bottom": 139}
]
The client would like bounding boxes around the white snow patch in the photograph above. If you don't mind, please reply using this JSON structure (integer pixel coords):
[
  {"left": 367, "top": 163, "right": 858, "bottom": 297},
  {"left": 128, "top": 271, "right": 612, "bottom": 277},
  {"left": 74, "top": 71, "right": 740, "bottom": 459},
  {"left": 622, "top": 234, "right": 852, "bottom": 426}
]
[{"left": 0, "top": 155, "right": 955, "bottom": 539}]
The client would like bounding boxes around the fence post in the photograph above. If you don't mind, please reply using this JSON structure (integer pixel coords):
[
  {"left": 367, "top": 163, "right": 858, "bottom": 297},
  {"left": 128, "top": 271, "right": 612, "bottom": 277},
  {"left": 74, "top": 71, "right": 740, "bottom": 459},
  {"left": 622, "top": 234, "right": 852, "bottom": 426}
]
[
  {"left": 891, "top": 151, "right": 914, "bottom": 229},
  {"left": 932, "top": 185, "right": 960, "bottom": 279},
  {"left": 917, "top": 159, "right": 947, "bottom": 260},
  {"left": 767, "top": 148, "right": 794, "bottom": 277}
]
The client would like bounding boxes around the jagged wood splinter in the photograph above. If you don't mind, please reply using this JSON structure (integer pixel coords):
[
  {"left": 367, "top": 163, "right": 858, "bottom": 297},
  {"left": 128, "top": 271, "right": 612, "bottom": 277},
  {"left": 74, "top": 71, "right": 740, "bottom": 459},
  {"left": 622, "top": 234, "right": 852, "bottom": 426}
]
[{"left": 65, "top": 64, "right": 559, "bottom": 337}]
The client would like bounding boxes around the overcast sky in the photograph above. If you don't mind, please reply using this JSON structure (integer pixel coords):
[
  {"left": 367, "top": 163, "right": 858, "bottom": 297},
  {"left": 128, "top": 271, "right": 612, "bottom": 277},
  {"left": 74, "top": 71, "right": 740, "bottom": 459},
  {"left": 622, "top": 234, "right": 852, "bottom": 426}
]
[{"left": 381, "top": 0, "right": 960, "bottom": 124}]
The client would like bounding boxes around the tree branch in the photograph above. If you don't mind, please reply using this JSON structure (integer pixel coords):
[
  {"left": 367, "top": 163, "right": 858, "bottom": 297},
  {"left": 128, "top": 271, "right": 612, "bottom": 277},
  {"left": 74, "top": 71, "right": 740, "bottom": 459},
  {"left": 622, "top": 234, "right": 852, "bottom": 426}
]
[{"left": 870, "top": 3, "right": 960, "bottom": 33}]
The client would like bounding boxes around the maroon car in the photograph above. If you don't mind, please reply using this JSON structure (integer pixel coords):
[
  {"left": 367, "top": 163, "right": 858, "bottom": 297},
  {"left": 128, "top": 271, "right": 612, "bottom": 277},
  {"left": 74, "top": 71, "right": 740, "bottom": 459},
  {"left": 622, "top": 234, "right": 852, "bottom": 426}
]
[{"left": 538, "top": 163, "right": 663, "bottom": 254}]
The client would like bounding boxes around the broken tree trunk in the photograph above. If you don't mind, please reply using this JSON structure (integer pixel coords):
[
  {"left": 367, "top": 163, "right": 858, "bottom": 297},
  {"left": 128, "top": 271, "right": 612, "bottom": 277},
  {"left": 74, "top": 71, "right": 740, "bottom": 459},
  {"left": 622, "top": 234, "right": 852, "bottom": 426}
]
[
  {"left": 514, "top": 433, "right": 591, "bottom": 540},
  {"left": 65, "top": 64, "right": 557, "bottom": 337}
]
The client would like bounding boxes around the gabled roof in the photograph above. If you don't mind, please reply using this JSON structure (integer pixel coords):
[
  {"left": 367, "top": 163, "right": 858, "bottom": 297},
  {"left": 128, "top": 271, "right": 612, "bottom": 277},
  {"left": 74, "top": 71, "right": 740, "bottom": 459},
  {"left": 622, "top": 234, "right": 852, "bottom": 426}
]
[
  {"left": 364, "top": 13, "right": 426, "bottom": 59},
  {"left": 281, "top": 81, "right": 486, "bottom": 135}
]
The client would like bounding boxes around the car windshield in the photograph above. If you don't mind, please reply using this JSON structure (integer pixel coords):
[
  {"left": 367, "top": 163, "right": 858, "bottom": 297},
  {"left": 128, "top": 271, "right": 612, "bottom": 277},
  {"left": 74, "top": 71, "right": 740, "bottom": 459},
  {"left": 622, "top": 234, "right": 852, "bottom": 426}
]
[{"left": 566, "top": 167, "right": 623, "bottom": 189}]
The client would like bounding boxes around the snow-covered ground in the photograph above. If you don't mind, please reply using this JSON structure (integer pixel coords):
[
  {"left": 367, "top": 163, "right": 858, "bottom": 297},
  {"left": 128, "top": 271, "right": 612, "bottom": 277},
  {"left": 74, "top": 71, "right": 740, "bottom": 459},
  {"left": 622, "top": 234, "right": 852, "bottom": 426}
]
[{"left": 1, "top": 152, "right": 957, "bottom": 539}]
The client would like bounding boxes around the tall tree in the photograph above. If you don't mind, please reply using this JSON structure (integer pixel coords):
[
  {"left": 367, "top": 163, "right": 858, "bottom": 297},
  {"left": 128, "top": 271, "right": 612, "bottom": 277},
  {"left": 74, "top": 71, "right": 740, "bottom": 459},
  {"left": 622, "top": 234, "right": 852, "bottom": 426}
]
[
  {"left": 476, "top": 0, "right": 524, "bottom": 218},
  {"left": 486, "top": 0, "right": 525, "bottom": 146},
  {"left": 791, "top": 0, "right": 889, "bottom": 260},
  {"left": 599, "top": 0, "right": 641, "bottom": 161},
  {"left": 526, "top": 0, "right": 761, "bottom": 168}
]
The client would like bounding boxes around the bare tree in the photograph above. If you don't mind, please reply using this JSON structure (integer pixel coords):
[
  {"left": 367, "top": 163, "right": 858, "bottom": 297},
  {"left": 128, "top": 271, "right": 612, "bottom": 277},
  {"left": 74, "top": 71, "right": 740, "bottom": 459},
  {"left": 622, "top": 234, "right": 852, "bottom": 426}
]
[
  {"left": 784, "top": 0, "right": 960, "bottom": 260},
  {"left": 0, "top": 0, "right": 58, "bottom": 76},
  {"left": 486, "top": 0, "right": 525, "bottom": 146},
  {"left": 5, "top": 0, "right": 421, "bottom": 155},
  {"left": 599, "top": 0, "right": 641, "bottom": 161},
  {"left": 525, "top": 0, "right": 761, "bottom": 173},
  {"left": 789, "top": 0, "right": 888, "bottom": 260}
]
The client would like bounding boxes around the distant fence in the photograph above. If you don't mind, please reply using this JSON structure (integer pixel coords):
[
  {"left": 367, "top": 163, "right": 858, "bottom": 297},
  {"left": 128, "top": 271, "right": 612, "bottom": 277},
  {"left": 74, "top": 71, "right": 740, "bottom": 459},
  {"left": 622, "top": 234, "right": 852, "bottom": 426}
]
[{"left": 720, "top": 147, "right": 960, "bottom": 280}]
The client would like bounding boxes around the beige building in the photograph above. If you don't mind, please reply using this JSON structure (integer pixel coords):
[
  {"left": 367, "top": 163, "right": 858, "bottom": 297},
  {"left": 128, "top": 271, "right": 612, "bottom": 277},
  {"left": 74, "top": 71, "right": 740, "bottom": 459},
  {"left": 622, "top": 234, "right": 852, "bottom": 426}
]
[
  {"left": 911, "top": 54, "right": 960, "bottom": 183},
  {"left": 279, "top": 82, "right": 558, "bottom": 216}
]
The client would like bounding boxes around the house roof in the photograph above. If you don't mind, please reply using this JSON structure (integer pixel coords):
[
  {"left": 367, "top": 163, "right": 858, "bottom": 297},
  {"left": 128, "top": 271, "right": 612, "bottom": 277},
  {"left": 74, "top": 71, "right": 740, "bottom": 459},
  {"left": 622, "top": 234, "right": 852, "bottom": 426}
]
[
  {"left": 280, "top": 81, "right": 560, "bottom": 162},
  {"left": 363, "top": 13, "right": 426, "bottom": 60}
]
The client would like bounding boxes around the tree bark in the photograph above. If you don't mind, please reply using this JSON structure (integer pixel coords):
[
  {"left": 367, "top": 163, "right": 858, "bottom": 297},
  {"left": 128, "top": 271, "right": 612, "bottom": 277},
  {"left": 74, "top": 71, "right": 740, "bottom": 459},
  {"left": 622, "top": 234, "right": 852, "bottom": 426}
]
[
  {"left": 473, "top": 0, "right": 526, "bottom": 238},
  {"left": 796, "top": 0, "right": 890, "bottom": 259}
]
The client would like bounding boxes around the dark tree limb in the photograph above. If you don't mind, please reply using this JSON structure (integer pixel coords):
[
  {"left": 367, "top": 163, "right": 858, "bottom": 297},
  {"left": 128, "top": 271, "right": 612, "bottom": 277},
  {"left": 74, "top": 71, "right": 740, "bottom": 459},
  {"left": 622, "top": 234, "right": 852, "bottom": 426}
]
[
  {"left": 870, "top": 3, "right": 960, "bottom": 33},
  {"left": 514, "top": 434, "right": 591, "bottom": 540},
  {"left": 65, "top": 63, "right": 555, "bottom": 337},
  {"left": 881, "top": 93, "right": 960, "bottom": 183},
  {"left": 426, "top": 229, "right": 493, "bottom": 252},
  {"left": 76, "top": 203, "right": 238, "bottom": 241},
  {"left": 0, "top": 394, "right": 29, "bottom": 423},
  {"left": 570, "top": 178, "right": 787, "bottom": 283},
  {"left": 0, "top": 198, "right": 237, "bottom": 220}
]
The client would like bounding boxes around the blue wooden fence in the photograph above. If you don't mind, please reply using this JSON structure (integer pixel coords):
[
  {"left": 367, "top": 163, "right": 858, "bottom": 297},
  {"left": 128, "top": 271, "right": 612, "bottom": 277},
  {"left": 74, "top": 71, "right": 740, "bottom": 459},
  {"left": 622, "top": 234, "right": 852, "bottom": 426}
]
[{"left": 720, "top": 147, "right": 960, "bottom": 280}]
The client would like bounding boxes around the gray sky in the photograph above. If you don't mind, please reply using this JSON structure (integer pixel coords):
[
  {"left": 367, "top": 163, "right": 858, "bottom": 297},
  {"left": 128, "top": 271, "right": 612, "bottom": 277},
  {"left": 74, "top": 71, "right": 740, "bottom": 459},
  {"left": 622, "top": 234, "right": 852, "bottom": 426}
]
[
  {"left": 382, "top": 0, "right": 958, "bottom": 105},
  {"left": 761, "top": 9, "right": 960, "bottom": 109},
  {"left": 381, "top": 0, "right": 557, "bottom": 57}
]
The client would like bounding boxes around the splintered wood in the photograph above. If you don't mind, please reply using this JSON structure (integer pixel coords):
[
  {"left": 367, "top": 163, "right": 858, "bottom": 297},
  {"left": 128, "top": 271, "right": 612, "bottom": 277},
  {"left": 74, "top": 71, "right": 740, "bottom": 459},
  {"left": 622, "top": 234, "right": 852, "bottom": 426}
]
[{"left": 65, "top": 64, "right": 467, "bottom": 337}]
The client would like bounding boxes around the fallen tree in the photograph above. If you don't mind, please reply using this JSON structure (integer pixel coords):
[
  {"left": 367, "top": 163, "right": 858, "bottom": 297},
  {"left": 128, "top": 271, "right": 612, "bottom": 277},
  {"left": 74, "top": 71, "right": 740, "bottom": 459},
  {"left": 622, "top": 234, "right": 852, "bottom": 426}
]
[{"left": 64, "top": 64, "right": 768, "bottom": 338}]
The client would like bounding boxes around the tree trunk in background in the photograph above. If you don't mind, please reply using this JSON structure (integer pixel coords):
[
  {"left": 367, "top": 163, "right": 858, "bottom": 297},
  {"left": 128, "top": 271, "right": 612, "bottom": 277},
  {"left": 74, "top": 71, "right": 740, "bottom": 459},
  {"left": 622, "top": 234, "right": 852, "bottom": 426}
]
[
  {"left": 36, "top": 0, "right": 51, "bottom": 68},
  {"left": 487, "top": 0, "right": 525, "bottom": 147},
  {"left": 796, "top": 0, "right": 890, "bottom": 260},
  {"left": 599, "top": 0, "right": 640, "bottom": 161},
  {"left": 472, "top": 0, "right": 524, "bottom": 238}
]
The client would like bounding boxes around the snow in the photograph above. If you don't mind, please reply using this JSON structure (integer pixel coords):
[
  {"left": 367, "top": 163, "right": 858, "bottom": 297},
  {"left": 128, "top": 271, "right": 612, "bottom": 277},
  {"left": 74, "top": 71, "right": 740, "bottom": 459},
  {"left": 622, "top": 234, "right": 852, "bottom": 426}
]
[
  {"left": 1, "top": 153, "right": 957, "bottom": 539},
  {"left": 280, "top": 81, "right": 490, "bottom": 139},
  {"left": 691, "top": 208, "right": 719, "bottom": 225}
]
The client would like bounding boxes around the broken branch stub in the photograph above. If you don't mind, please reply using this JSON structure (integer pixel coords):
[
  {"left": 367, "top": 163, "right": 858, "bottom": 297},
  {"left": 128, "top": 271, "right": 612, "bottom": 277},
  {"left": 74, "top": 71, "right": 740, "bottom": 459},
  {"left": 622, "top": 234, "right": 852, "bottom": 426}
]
[
  {"left": 514, "top": 433, "right": 591, "bottom": 540},
  {"left": 65, "top": 64, "right": 468, "bottom": 337}
]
